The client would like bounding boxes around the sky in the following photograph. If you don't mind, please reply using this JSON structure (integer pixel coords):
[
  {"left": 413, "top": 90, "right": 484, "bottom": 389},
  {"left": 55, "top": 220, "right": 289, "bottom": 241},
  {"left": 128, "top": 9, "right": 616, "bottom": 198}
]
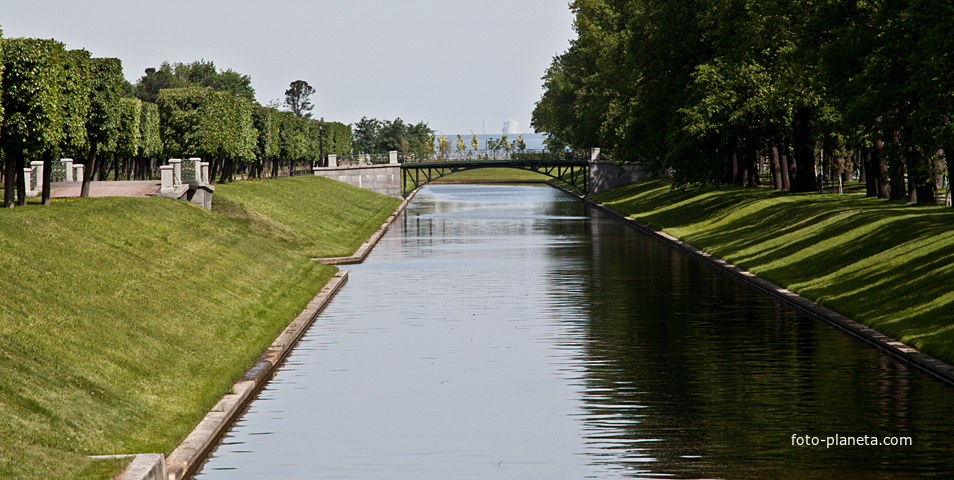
[{"left": 1, "top": 0, "right": 576, "bottom": 135}]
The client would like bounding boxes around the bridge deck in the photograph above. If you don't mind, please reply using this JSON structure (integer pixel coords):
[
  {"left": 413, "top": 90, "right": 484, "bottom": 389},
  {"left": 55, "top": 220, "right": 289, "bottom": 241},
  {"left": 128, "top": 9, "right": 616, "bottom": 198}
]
[{"left": 400, "top": 159, "right": 589, "bottom": 197}]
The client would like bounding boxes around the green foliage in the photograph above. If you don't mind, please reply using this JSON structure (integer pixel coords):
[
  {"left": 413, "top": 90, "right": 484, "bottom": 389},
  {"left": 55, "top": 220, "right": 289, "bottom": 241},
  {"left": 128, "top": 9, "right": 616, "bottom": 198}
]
[
  {"left": 0, "top": 37, "right": 66, "bottom": 157},
  {"left": 322, "top": 120, "right": 352, "bottom": 158},
  {"left": 217, "top": 91, "right": 256, "bottom": 162},
  {"left": 352, "top": 116, "right": 381, "bottom": 154},
  {"left": 135, "top": 60, "right": 255, "bottom": 103},
  {"left": 60, "top": 49, "right": 92, "bottom": 158},
  {"left": 533, "top": 0, "right": 954, "bottom": 191},
  {"left": 348, "top": 117, "right": 432, "bottom": 159},
  {"left": 87, "top": 57, "right": 123, "bottom": 155},
  {"left": 115, "top": 97, "right": 141, "bottom": 159},
  {"left": 156, "top": 86, "right": 210, "bottom": 158},
  {"left": 173, "top": 59, "right": 255, "bottom": 102},
  {"left": 134, "top": 62, "right": 186, "bottom": 103},
  {"left": 0, "top": 30, "right": 5, "bottom": 128},
  {"left": 139, "top": 101, "right": 161, "bottom": 159},
  {"left": 277, "top": 110, "right": 307, "bottom": 161},
  {"left": 252, "top": 103, "right": 280, "bottom": 159},
  {"left": 157, "top": 87, "right": 256, "bottom": 161}
]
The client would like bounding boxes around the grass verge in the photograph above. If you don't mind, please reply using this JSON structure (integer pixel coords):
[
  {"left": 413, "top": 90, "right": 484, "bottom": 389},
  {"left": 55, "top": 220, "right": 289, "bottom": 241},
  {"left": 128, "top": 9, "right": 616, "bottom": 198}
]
[
  {"left": 0, "top": 177, "right": 400, "bottom": 479},
  {"left": 592, "top": 178, "right": 954, "bottom": 365}
]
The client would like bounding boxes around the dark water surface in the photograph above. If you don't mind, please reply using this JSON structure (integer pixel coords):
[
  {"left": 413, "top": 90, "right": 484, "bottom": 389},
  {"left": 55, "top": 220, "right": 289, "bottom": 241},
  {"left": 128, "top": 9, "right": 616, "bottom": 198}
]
[{"left": 194, "top": 184, "right": 954, "bottom": 479}]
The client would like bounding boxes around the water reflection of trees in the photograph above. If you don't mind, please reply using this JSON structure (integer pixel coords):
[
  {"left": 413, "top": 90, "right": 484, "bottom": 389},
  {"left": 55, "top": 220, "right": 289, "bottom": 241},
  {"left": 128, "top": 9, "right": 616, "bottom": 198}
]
[{"left": 541, "top": 205, "right": 954, "bottom": 478}]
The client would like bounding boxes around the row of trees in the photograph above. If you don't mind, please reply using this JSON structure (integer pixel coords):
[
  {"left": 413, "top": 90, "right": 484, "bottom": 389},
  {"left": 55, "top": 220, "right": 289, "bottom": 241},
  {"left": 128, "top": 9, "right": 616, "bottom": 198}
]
[
  {"left": 352, "top": 117, "right": 435, "bottom": 161},
  {"left": 533, "top": 0, "right": 954, "bottom": 204},
  {"left": 0, "top": 32, "right": 350, "bottom": 208},
  {"left": 132, "top": 59, "right": 256, "bottom": 103},
  {"left": 156, "top": 86, "right": 350, "bottom": 182}
]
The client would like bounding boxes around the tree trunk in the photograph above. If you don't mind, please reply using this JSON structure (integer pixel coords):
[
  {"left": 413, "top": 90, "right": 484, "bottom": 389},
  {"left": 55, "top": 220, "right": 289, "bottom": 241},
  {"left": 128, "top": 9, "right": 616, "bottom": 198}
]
[
  {"left": 862, "top": 145, "right": 876, "bottom": 196},
  {"left": 859, "top": 149, "right": 869, "bottom": 187},
  {"left": 874, "top": 140, "right": 889, "bottom": 199},
  {"left": 792, "top": 108, "right": 818, "bottom": 192},
  {"left": 889, "top": 157, "right": 906, "bottom": 201},
  {"left": 729, "top": 149, "right": 740, "bottom": 185},
  {"left": 210, "top": 158, "right": 220, "bottom": 183},
  {"left": 42, "top": 152, "right": 53, "bottom": 205},
  {"left": 15, "top": 154, "right": 27, "bottom": 206},
  {"left": 769, "top": 143, "right": 783, "bottom": 190},
  {"left": 81, "top": 148, "right": 97, "bottom": 198},
  {"left": 780, "top": 142, "right": 791, "bottom": 190},
  {"left": 4, "top": 147, "right": 17, "bottom": 208}
]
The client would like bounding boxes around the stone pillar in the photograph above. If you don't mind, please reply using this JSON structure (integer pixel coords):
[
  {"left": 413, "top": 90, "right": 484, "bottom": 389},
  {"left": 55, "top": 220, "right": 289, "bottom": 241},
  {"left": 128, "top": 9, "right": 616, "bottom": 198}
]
[
  {"left": 169, "top": 159, "right": 182, "bottom": 187},
  {"left": 30, "top": 161, "right": 44, "bottom": 195},
  {"left": 389, "top": 151, "right": 398, "bottom": 164},
  {"left": 189, "top": 158, "right": 203, "bottom": 184},
  {"left": 23, "top": 167, "right": 34, "bottom": 196},
  {"left": 74, "top": 164, "right": 84, "bottom": 183},
  {"left": 61, "top": 158, "right": 74, "bottom": 181},
  {"left": 200, "top": 162, "right": 210, "bottom": 184},
  {"left": 329, "top": 154, "right": 338, "bottom": 168},
  {"left": 590, "top": 147, "right": 601, "bottom": 162},
  {"left": 159, "top": 166, "right": 175, "bottom": 192}
]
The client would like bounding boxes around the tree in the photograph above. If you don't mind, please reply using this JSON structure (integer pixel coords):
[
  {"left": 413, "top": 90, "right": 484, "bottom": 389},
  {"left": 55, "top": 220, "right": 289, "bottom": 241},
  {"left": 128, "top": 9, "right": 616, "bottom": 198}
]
[
  {"left": 138, "top": 101, "right": 161, "bottom": 179},
  {"left": 54, "top": 49, "right": 91, "bottom": 203},
  {"left": 352, "top": 116, "right": 381, "bottom": 154},
  {"left": 136, "top": 60, "right": 255, "bottom": 103},
  {"left": 1, "top": 38, "right": 65, "bottom": 207},
  {"left": 470, "top": 130, "right": 479, "bottom": 152},
  {"left": 456, "top": 134, "right": 467, "bottom": 158},
  {"left": 253, "top": 104, "right": 280, "bottom": 178},
  {"left": 285, "top": 80, "right": 315, "bottom": 118},
  {"left": 135, "top": 62, "right": 186, "bottom": 103},
  {"left": 437, "top": 132, "right": 450, "bottom": 160},
  {"left": 83, "top": 57, "right": 123, "bottom": 195},
  {"left": 112, "top": 97, "right": 141, "bottom": 180}
]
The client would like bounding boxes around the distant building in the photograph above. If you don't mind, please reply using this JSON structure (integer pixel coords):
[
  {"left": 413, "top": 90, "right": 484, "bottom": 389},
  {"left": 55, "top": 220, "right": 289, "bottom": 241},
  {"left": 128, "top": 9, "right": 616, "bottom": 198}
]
[{"left": 502, "top": 120, "right": 521, "bottom": 135}]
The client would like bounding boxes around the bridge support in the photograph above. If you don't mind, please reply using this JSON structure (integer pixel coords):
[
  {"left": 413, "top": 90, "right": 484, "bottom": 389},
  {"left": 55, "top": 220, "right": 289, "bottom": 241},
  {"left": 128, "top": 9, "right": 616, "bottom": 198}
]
[{"left": 400, "top": 159, "right": 590, "bottom": 197}]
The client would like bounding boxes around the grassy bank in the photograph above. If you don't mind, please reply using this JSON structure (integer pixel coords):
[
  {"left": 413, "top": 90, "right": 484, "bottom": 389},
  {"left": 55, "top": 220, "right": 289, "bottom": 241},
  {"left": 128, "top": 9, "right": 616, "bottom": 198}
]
[
  {"left": 592, "top": 178, "right": 954, "bottom": 364},
  {"left": 0, "top": 177, "right": 400, "bottom": 479}
]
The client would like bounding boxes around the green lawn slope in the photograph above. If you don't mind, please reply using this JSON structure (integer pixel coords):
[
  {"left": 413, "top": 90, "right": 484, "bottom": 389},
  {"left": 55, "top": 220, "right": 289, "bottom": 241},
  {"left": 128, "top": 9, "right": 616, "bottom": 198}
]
[
  {"left": 0, "top": 176, "right": 400, "bottom": 479},
  {"left": 592, "top": 178, "right": 954, "bottom": 365}
]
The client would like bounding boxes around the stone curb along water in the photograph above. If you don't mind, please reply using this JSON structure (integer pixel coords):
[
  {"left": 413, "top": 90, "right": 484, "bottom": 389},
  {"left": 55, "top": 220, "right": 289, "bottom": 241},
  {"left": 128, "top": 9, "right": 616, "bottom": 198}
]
[
  {"left": 565, "top": 187, "right": 954, "bottom": 387},
  {"left": 111, "top": 188, "right": 421, "bottom": 480},
  {"left": 315, "top": 187, "right": 420, "bottom": 265}
]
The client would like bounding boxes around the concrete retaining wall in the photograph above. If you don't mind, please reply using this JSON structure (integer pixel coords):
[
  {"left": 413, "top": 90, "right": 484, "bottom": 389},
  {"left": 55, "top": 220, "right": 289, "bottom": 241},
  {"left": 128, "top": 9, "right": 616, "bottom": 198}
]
[
  {"left": 313, "top": 164, "right": 402, "bottom": 198},
  {"left": 589, "top": 160, "right": 670, "bottom": 195}
]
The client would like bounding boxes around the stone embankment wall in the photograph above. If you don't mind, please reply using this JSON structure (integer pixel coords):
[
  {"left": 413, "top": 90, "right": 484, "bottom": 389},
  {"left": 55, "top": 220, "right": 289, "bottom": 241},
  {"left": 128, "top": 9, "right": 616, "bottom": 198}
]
[
  {"left": 312, "top": 153, "right": 402, "bottom": 198},
  {"left": 587, "top": 148, "right": 671, "bottom": 195}
]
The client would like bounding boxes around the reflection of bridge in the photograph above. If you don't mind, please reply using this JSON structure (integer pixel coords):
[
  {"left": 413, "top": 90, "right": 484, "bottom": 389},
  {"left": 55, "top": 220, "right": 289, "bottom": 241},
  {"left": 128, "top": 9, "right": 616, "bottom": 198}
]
[{"left": 401, "top": 159, "right": 589, "bottom": 197}]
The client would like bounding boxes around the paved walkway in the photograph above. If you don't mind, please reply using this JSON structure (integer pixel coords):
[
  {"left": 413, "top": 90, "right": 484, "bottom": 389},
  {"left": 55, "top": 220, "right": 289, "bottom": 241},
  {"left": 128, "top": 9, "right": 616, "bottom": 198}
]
[{"left": 48, "top": 181, "right": 161, "bottom": 198}]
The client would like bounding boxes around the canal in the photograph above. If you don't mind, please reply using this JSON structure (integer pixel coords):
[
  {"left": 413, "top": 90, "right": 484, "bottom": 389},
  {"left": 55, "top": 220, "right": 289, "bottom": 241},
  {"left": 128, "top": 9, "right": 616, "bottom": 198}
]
[{"left": 194, "top": 184, "right": 954, "bottom": 479}]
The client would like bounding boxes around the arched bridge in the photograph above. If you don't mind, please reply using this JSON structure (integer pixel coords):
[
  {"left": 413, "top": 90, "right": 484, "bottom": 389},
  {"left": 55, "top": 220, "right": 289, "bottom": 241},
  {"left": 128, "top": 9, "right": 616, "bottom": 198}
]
[
  {"left": 400, "top": 159, "right": 589, "bottom": 197},
  {"left": 312, "top": 149, "right": 660, "bottom": 199}
]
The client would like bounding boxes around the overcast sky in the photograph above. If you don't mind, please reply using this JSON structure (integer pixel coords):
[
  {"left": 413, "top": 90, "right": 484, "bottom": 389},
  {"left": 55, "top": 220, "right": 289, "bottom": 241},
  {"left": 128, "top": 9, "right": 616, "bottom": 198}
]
[{"left": 2, "top": 0, "right": 575, "bottom": 135}]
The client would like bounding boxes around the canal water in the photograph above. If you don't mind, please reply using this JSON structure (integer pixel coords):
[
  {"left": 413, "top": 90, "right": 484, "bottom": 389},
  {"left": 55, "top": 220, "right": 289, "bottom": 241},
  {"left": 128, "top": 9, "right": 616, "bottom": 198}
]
[{"left": 194, "top": 184, "right": 954, "bottom": 479}]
